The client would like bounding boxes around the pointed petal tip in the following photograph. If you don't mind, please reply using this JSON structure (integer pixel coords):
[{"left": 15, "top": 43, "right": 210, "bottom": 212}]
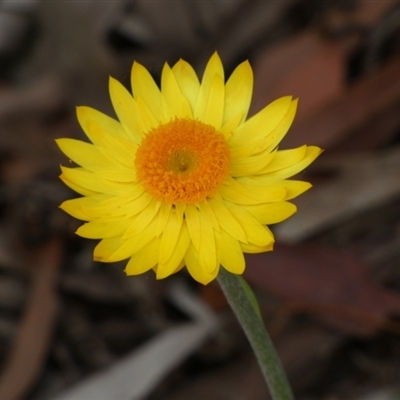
[
  {"left": 75, "top": 106, "right": 89, "bottom": 124},
  {"left": 155, "top": 271, "right": 168, "bottom": 281},
  {"left": 132, "top": 60, "right": 139, "bottom": 68},
  {"left": 193, "top": 274, "right": 214, "bottom": 285},
  {"left": 54, "top": 138, "right": 63, "bottom": 149},
  {"left": 223, "top": 263, "right": 246, "bottom": 276},
  {"left": 131, "top": 60, "right": 147, "bottom": 71},
  {"left": 207, "top": 51, "right": 222, "bottom": 66},
  {"left": 124, "top": 266, "right": 135, "bottom": 276},
  {"left": 108, "top": 75, "right": 122, "bottom": 90},
  {"left": 75, "top": 105, "right": 83, "bottom": 117}
]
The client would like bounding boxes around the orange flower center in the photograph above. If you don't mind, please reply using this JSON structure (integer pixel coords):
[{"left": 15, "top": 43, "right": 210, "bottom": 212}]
[{"left": 135, "top": 118, "right": 230, "bottom": 204}]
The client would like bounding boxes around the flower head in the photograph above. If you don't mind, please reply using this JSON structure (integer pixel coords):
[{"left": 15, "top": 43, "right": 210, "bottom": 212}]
[{"left": 57, "top": 52, "right": 321, "bottom": 284}]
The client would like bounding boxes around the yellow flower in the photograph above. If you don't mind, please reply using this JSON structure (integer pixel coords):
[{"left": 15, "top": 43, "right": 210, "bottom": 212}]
[{"left": 57, "top": 52, "right": 321, "bottom": 285}]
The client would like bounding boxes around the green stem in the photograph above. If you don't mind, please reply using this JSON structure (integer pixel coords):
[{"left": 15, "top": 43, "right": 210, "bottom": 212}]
[{"left": 217, "top": 268, "right": 294, "bottom": 400}]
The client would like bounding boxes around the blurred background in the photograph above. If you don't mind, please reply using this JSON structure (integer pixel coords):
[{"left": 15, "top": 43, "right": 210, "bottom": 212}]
[{"left": 1, "top": 0, "right": 400, "bottom": 399}]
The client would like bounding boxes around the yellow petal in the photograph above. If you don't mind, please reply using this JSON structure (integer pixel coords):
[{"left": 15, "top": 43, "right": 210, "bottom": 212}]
[
  {"left": 108, "top": 77, "right": 143, "bottom": 142},
  {"left": 197, "top": 200, "right": 219, "bottom": 231},
  {"left": 157, "top": 224, "right": 190, "bottom": 279},
  {"left": 194, "top": 52, "right": 224, "bottom": 124},
  {"left": 262, "top": 146, "right": 322, "bottom": 179},
  {"left": 223, "top": 60, "right": 253, "bottom": 125},
  {"left": 197, "top": 212, "right": 217, "bottom": 273},
  {"left": 229, "top": 139, "right": 260, "bottom": 160},
  {"left": 225, "top": 202, "right": 275, "bottom": 247},
  {"left": 258, "top": 145, "right": 307, "bottom": 173},
  {"left": 240, "top": 241, "right": 274, "bottom": 254},
  {"left": 76, "top": 216, "right": 133, "bottom": 239},
  {"left": 185, "top": 244, "right": 219, "bottom": 285},
  {"left": 282, "top": 180, "right": 312, "bottom": 200},
  {"left": 230, "top": 149, "right": 276, "bottom": 177},
  {"left": 60, "top": 166, "right": 132, "bottom": 196},
  {"left": 161, "top": 63, "right": 192, "bottom": 119},
  {"left": 208, "top": 198, "right": 247, "bottom": 243},
  {"left": 98, "top": 193, "right": 142, "bottom": 206},
  {"left": 202, "top": 52, "right": 224, "bottom": 83},
  {"left": 237, "top": 177, "right": 311, "bottom": 200},
  {"left": 76, "top": 106, "right": 127, "bottom": 141},
  {"left": 56, "top": 138, "right": 125, "bottom": 172},
  {"left": 104, "top": 236, "right": 138, "bottom": 261},
  {"left": 229, "top": 96, "right": 293, "bottom": 147},
  {"left": 218, "top": 177, "right": 286, "bottom": 205},
  {"left": 125, "top": 237, "right": 161, "bottom": 275},
  {"left": 159, "top": 207, "right": 184, "bottom": 264},
  {"left": 122, "top": 198, "right": 161, "bottom": 238},
  {"left": 172, "top": 260, "right": 185, "bottom": 274},
  {"left": 131, "top": 61, "right": 162, "bottom": 118},
  {"left": 220, "top": 111, "right": 243, "bottom": 140},
  {"left": 215, "top": 229, "right": 245, "bottom": 274},
  {"left": 136, "top": 97, "right": 159, "bottom": 133},
  {"left": 60, "top": 194, "right": 111, "bottom": 221},
  {"left": 243, "top": 201, "right": 297, "bottom": 225},
  {"left": 155, "top": 202, "right": 172, "bottom": 237},
  {"left": 59, "top": 174, "right": 98, "bottom": 197},
  {"left": 172, "top": 59, "right": 200, "bottom": 113},
  {"left": 93, "top": 237, "right": 123, "bottom": 262},
  {"left": 87, "top": 121, "right": 138, "bottom": 169},
  {"left": 95, "top": 168, "right": 136, "bottom": 183},
  {"left": 105, "top": 217, "right": 158, "bottom": 262},
  {"left": 258, "top": 99, "right": 298, "bottom": 154},
  {"left": 280, "top": 180, "right": 313, "bottom": 200},
  {"left": 118, "top": 191, "right": 153, "bottom": 216},
  {"left": 175, "top": 203, "right": 186, "bottom": 217},
  {"left": 195, "top": 73, "right": 225, "bottom": 129},
  {"left": 82, "top": 190, "right": 150, "bottom": 219},
  {"left": 185, "top": 205, "right": 201, "bottom": 251}
]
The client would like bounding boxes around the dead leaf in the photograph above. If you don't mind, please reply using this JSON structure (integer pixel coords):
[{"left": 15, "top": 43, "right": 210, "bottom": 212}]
[
  {"left": 251, "top": 32, "right": 345, "bottom": 120},
  {"left": 245, "top": 243, "right": 400, "bottom": 337},
  {"left": 0, "top": 238, "right": 63, "bottom": 400},
  {"left": 283, "top": 56, "right": 400, "bottom": 151}
]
